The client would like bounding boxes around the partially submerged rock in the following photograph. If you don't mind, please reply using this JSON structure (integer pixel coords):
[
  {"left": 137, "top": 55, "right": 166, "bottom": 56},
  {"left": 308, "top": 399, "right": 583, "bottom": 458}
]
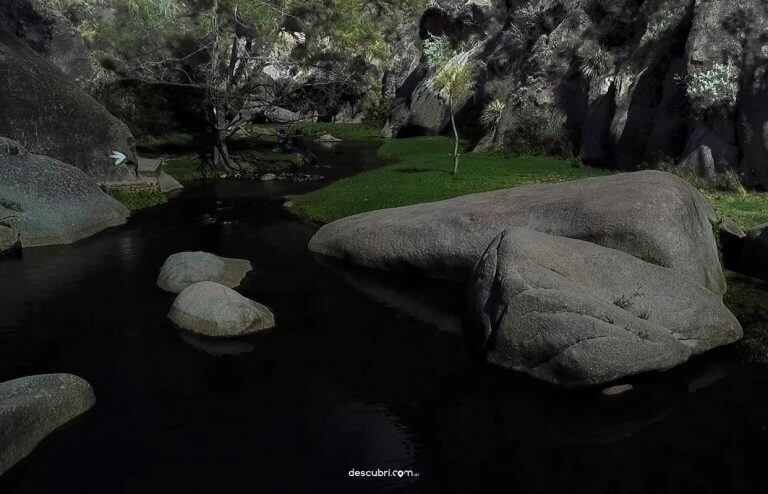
[
  {"left": 466, "top": 228, "right": 742, "bottom": 388},
  {"left": 0, "top": 225, "right": 20, "bottom": 256},
  {"left": 310, "top": 171, "right": 726, "bottom": 294},
  {"left": 602, "top": 384, "right": 634, "bottom": 396},
  {"left": 0, "top": 374, "right": 95, "bottom": 475},
  {"left": 157, "top": 251, "right": 252, "bottom": 293},
  {"left": 314, "top": 133, "right": 342, "bottom": 143},
  {"left": 168, "top": 281, "right": 275, "bottom": 338},
  {"left": 0, "top": 138, "right": 129, "bottom": 247},
  {"left": 157, "top": 171, "right": 183, "bottom": 194}
]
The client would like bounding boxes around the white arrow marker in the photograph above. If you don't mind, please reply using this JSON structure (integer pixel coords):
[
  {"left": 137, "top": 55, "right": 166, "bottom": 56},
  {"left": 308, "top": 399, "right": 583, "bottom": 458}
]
[{"left": 110, "top": 151, "right": 127, "bottom": 166}]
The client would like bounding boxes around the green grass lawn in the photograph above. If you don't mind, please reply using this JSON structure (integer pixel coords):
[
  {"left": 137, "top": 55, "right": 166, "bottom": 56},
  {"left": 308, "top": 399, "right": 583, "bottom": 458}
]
[
  {"left": 293, "top": 122, "right": 381, "bottom": 140},
  {"left": 289, "top": 137, "right": 607, "bottom": 224},
  {"left": 106, "top": 189, "right": 168, "bottom": 211},
  {"left": 290, "top": 136, "right": 768, "bottom": 230},
  {"left": 707, "top": 192, "right": 768, "bottom": 230}
]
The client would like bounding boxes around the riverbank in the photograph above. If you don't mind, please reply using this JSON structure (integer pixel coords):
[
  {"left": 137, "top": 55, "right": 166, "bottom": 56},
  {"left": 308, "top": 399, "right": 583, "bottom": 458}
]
[
  {"left": 289, "top": 135, "right": 768, "bottom": 231},
  {"left": 288, "top": 137, "right": 606, "bottom": 224}
]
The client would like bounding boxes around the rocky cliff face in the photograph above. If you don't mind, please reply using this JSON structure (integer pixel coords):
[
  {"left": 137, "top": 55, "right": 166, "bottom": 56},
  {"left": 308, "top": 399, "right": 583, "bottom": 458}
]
[
  {"left": 0, "top": 0, "right": 101, "bottom": 90},
  {"left": 391, "top": 0, "right": 768, "bottom": 188}
]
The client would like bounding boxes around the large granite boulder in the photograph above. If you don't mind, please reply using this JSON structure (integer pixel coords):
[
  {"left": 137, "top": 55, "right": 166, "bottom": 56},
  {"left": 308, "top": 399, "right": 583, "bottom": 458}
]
[
  {"left": 168, "top": 281, "right": 275, "bottom": 338},
  {"left": 0, "top": 0, "right": 100, "bottom": 89},
  {"left": 0, "top": 32, "right": 138, "bottom": 182},
  {"left": 0, "top": 374, "right": 95, "bottom": 475},
  {"left": 466, "top": 228, "right": 742, "bottom": 387},
  {"left": 157, "top": 251, "right": 252, "bottom": 294},
  {"left": 0, "top": 138, "right": 129, "bottom": 247},
  {"left": 310, "top": 171, "right": 726, "bottom": 294}
]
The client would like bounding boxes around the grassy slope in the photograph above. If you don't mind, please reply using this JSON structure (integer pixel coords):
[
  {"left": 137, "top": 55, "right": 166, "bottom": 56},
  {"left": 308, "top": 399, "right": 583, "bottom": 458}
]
[
  {"left": 290, "top": 137, "right": 607, "bottom": 224},
  {"left": 707, "top": 192, "right": 768, "bottom": 230}
]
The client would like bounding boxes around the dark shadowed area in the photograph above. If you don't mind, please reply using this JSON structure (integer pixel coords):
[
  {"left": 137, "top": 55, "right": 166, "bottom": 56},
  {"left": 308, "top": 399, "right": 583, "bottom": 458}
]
[{"left": 1, "top": 142, "right": 768, "bottom": 493}]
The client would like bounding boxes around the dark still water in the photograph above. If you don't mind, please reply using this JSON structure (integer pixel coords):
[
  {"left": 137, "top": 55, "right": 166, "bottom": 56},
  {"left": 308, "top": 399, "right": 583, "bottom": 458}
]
[{"left": 2, "top": 141, "right": 768, "bottom": 493}]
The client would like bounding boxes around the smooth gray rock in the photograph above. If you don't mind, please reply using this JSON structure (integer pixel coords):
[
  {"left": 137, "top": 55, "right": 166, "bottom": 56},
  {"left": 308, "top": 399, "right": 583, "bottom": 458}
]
[
  {"left": 602, "top": 384, "right": 634, "bottom": 396},
  {"left": 466, "top": 228, "right": 742, "bottom": 388},
  {"left": 157, "top": 251, "right": 252, "bottom": 294},
  {"left": 0, "top": 32, "right": 138, "bottom": 182},
  {"left": 0, "top": 374, "right": 95, "bottom": 475},
  {"left": 314, "top": 134, "right": 342, "bottom": 143},
  {"left": 157, "top": 171, "right": 183, "bottom": 193},
  {"left": 168, "top": 281, "right": 275, "bottom": 337},
  {"left": 260, "top": 173, "right": 277, "bottom": 181},
  {"left": 310, "top": 171, "right": 726, "bottom": 294},
  {"left": 0, "top": 138, "right": 129, "bottom": 247},
  {"left": 0, "top": 225, "right": 19, "bottom": 255}
]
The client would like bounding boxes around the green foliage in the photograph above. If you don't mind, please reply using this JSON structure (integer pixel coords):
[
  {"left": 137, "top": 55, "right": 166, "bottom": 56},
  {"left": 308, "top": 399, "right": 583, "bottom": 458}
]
[
  {"left": 515, "top": 2, "right": 544, "bottom": 30},
  {"left": 423, "top": 35, "right": 451, "bottom": 70},
  {"left": 293, "top": 0, "right": 390, "bottom": 63},
  {"left": 641, "top": 1, "right": 690, "bottom": 44},
  {"left": 500, "top": 103, "right": 572, "bottom": 158},
  {"left": 362, "top": 99, "right": 394, "bottom": 129},
  {"left": 679, "top": 62, "right": 739, "bottom": 114},
  {"left": 289, "top": 137, "right": 607, "bottom": 224},
  {"left": 423, "top": 36, "right": 479, "bottom": 103},
  {"left": 106, "top": 188, "right": 168, "bottom": 210},
  {"left": 578, "top": 41, "right": 614, "bottom": 81},
  {"left": 480, "top": 99, "right": 506, "bottom": 129}
]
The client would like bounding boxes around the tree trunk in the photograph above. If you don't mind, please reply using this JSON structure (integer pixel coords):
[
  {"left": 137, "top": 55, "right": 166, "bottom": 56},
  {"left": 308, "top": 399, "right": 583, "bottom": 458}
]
[
  {"left": 207, "top": 104, "right": 231, "bottom": 171},
  {"left": 449, "top": 99, "right": 460, "bottom": 175}
]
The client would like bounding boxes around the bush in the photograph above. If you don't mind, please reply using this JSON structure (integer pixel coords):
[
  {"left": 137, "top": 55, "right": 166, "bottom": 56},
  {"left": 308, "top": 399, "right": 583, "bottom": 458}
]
[
  {"left": 679, "top": 62, "right": 739, "bottom": 114},
  {"left": 578, "top": 41, "right": 614, "bottom": 81},
  {"left": 361, "top": 99, "right": 393, "bottom": 129},
  {"left": 480, "top": 99, "right": 506, "bottom": 129},
  {"left": 641, "top": 2, "right": 689, "bottom": 45},
  {"left": 500, "top": 104, "right": 573, "bottom": 157}
]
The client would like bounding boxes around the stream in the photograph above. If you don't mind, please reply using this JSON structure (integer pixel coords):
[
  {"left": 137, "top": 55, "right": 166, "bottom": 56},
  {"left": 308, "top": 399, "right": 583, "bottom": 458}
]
[{"left": 2, "top": 141, "right": 768, "bottom": 493}]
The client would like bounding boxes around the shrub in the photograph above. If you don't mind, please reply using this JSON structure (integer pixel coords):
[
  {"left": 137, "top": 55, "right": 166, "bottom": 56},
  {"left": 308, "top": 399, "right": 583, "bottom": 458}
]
[
  {"left": 480, "top": 99, "right": 506, "bottom": 129},
  {"left": 500, "top": 103, "right": 572, "bottom": 157},
  {"left": 641, "top": 2, "right": 689, "bottom": 45},
  {"left": 515, "top": 2, "right": 543, "bottom": 30},
  {"left": 578, "top": 41, "right": 614, "bottom": 81},
  {"left": 679, "top": 62, "right": 739, "bottom": 114},
  {"left": 362, "top": 99, "right": 393, "bottom": 129}
]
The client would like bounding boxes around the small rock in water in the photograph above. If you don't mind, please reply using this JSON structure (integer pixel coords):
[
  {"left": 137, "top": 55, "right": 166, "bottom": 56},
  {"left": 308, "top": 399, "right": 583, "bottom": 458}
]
[
  {"left": 602, "top": 384, "right": 634, "bottom": 396},
  {"left": 261, "top": 173, "right": 277, "bottom": 181},
  {"left": 314, "top": 133, "right": 342, "bottom": 143},
  {"left": 168, "top": 281, "right": 276, "bottom": 337},
  {"left": 157, "top": 251, "right": 252, "bottom": 293}
]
